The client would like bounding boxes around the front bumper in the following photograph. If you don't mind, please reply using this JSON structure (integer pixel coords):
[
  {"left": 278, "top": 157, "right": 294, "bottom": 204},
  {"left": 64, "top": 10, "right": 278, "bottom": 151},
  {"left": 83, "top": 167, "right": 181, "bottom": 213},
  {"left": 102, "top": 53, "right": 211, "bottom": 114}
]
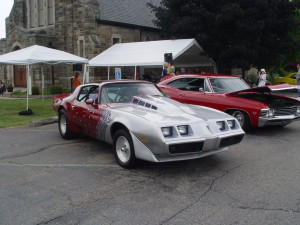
[
  {"left": 132, "top": 132, "right": 244, "bottom": 163},
  {"left": 258, "top": 115, "right": 300, "bottom": 127}
]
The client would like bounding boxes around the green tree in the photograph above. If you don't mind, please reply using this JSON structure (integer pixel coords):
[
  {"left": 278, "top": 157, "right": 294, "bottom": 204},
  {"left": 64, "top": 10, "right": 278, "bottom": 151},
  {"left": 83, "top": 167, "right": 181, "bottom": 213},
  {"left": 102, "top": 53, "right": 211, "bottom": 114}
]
[{"left": 148, "top": 0, "right": 300, "bottom": 76}]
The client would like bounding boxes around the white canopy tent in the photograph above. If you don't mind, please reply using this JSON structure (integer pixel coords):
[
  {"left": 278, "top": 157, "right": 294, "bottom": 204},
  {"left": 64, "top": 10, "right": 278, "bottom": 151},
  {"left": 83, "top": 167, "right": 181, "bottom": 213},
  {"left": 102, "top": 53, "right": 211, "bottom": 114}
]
[
  {"left": 89, "top": 39, "right": 216, "bottom": 79},
  {"left": 0, "top": 45, "right": 89, "bottom": 110}
]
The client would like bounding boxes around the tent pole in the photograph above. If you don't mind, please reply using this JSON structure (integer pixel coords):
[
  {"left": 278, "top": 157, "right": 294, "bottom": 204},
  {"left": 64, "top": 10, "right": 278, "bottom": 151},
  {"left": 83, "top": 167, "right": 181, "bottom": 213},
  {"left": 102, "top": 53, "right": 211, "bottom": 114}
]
[
  {"left": 108, "top": 67, "right": 110, "bottom": 80},
  {"left": 82, "top": 65, "right": 85, "bottom": 84},
  {"left": 85, "top": 64, "right": 89, "bottom": 83},
  {"left": 83, "top": 64, "right": 88, "bottom": 84},
  {"left": 41, "top": 64, "right": 44, "bottom": 103},
  {"left": 26, "top": 65, "right": 30, "bottom": 111}
]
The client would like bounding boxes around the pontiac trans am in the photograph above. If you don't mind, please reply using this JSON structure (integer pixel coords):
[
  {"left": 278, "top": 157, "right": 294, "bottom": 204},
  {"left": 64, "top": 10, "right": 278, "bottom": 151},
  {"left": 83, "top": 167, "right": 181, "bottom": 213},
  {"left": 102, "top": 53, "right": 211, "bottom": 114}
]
[
  {"left": 157, "top": 74, "right": 300, "bottom": 131},
  {"left": 53, "top": 80, "right": 244, "bottom": 168}
]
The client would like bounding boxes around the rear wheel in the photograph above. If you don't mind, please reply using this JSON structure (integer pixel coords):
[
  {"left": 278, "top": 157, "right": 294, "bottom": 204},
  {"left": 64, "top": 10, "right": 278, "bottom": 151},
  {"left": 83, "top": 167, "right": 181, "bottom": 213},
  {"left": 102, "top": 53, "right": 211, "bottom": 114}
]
[
  {"left": 231, "top": 110, "right": 251, "bottom": 131},
  {"left": 58, "top": 109, "right": 79, "bottom": 139},
  {"left": 113, "top": 129, "right": 137, "bottom": 168}
]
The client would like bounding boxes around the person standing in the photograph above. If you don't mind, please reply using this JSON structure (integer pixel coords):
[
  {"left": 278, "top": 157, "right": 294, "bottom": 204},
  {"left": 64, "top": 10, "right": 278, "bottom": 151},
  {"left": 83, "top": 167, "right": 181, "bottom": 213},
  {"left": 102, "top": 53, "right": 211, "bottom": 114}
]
[
  {"left": 72, "top": 72, "right": 81, "bottom": 90},
  {"left": 161, "top": 62, "right": 169, "bottom": 78},
  {"left": 258, "top": 69, "right": 267, "bottom": 87},
  {"left": 0, "top": 80, "right": 6, "bottom": 95},
  {"left": 296, "top": 63, "right": 300, "bottom": 97}
]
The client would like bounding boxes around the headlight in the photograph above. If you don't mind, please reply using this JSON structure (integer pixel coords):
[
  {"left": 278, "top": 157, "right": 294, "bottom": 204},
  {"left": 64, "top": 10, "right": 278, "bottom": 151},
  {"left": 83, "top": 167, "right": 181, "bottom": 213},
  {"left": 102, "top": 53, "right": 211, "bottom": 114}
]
[
  {"left": 296, "top": 106, "right": 300, "bottom": 115},
  {"left": 227, "top": 120, "right": 236, "bottom": 129},
  {"left": 161, "top": 127, "right": 173, "bottom": 137},
  {"left": 260, "top": 108, "right": 274, "bottom": 118},
  {"left": 268, "top": 109, "right": 274, "bottom": 117},
  {"left": 217, "top": 121, "right": 226, "bottom": 131},
  {"left": 177, "top": 125, "right": 188, "bottom": 135}
]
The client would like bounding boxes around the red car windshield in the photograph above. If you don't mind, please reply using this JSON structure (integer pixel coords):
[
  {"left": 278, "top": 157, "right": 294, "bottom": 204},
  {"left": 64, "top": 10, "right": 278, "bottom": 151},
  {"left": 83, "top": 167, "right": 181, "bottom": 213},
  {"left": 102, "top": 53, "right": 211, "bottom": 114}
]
[{"left": 209, "top": 78, "right": 250, "bottom": 93}]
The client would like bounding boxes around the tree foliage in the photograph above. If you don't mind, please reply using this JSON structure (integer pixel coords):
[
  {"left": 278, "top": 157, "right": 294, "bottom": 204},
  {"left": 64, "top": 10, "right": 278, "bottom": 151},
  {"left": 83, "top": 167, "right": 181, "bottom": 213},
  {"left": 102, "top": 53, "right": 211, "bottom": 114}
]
[{"left": 148, "top": 0, "right": 300, "bottom": 75}]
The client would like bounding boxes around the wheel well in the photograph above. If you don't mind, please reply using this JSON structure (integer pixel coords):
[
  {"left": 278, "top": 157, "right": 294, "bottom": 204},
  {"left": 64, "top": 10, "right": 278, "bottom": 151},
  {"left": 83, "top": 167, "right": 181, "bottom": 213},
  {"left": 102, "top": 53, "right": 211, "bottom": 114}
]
[
  {"left": 225, "top": 108, "right": 252, "bottom": 125},
  {"left": 58, "top": 106, "right": 65, "bottom": 113},
  {"left": 110, "top": 122, "right": 129, "bottom": 138}
]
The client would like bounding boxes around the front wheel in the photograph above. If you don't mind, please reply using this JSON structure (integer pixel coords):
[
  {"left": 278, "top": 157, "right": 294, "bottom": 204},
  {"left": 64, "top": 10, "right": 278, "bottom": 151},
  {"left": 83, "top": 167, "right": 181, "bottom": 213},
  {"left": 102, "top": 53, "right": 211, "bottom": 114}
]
[
  {"left": 231, "top": 110, "right": 251, "bottom": 132},
  {"left": 58, "top": 109, "right": 79, "bottom": 139},
  {"left": 113, "top": 129, "right": 137, "bottom": 168}
]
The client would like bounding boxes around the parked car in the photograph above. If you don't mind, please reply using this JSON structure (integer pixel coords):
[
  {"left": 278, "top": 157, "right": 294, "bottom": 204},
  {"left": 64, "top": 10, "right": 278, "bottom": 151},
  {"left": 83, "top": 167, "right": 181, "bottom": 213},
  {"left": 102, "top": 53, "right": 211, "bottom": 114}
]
[
  {"left": 53, "top": 80, "right": 244, "bottom": 168},
  {"left": 157, "top": 74, "right": 300, "bottom": 131},
  {"left": 273, "top": 73, "right": 297, "bottom": 85}
]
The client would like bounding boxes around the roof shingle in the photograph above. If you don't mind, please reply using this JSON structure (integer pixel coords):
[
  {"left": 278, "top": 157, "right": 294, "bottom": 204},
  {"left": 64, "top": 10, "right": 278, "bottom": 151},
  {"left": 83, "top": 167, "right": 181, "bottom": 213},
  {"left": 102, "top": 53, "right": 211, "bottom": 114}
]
[{"left": 98, "top": 0, "right": 161, "bottom": 28}]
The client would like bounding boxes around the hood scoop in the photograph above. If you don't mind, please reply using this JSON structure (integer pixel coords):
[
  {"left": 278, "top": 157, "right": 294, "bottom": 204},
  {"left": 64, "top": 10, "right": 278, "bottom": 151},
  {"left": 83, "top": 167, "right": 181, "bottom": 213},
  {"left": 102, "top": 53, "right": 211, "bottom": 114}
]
[{"left": 132, "top": 96, "right": 158, "bottom": 110}]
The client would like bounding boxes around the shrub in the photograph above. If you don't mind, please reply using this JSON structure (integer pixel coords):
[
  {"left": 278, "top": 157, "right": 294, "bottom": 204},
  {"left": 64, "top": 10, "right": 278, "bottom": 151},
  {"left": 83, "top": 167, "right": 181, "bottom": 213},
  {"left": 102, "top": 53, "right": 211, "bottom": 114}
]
[
  {"left": 32, "top": 86, "right": 40, "bottom": 95},
  {"left": 49, "top": 85, "right": 63, "bottom": 94}
]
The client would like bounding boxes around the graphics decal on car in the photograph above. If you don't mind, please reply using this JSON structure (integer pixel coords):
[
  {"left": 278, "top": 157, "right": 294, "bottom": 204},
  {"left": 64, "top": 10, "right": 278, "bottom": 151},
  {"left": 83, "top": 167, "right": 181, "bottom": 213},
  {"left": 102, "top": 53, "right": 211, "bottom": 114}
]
[{"left": 97, "top": 108, "right": 111, "bottom": 141}]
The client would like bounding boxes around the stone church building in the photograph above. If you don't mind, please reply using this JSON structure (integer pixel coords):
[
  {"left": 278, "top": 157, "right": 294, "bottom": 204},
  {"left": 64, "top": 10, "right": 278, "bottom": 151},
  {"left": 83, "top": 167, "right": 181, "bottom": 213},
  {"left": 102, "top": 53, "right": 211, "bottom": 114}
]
[{"left": 0, "top": 0, "right": 161, "bottom": 89}]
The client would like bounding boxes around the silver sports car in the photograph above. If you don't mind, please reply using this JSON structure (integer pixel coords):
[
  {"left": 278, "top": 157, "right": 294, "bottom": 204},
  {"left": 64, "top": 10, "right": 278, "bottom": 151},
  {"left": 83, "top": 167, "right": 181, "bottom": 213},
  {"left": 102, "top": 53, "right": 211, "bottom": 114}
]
[{"left": 53, "top": 80, "right": 245, "bottom": 168}]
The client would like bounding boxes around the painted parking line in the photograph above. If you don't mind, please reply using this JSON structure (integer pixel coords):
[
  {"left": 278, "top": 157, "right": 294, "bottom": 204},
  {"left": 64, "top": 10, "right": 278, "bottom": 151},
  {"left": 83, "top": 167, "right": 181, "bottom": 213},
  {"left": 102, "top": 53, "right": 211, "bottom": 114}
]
[{"left": 0, "top": 162, "right": 119, "bottom": 168}]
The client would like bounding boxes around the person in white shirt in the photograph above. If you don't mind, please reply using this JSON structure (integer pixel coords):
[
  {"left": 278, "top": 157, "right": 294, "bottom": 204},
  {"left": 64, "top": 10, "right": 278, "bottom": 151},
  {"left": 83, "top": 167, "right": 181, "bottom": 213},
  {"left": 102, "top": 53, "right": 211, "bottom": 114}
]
[{"left": 258, "top": 68, "right": 267, "bottom": 87}]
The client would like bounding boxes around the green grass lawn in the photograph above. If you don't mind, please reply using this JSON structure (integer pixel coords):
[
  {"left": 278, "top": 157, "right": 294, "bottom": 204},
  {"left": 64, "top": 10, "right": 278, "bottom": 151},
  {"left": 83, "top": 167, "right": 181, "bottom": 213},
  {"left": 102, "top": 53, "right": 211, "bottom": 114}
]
[{"left": 0, "top": 99, "right": 56, "bottom": 128}]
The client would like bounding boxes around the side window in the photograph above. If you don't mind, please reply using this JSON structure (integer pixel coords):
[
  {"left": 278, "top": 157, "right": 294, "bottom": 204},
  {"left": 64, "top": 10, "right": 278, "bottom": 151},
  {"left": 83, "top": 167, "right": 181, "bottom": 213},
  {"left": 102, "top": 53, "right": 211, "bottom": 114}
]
[
  {"left": 168, "top": 78, "right": 207, "bottom": 92},
  {"left": 77, "top": 86, "right": 99, "bottom": 103},
  {"left": 167, "top": 78, "right": 193, "bottom": 90},
  {"left": 88, "top": 87, "right": 99, "bottom": 104},
  {"left": 204, "top": 79, "right": 212, "bottom": 92}
]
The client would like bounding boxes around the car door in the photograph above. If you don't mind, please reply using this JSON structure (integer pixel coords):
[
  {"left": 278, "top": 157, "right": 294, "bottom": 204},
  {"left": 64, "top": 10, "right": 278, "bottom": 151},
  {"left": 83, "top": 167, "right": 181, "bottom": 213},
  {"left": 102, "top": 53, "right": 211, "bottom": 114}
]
[
  {"left": 161, "top": 77, "right": 228, "bottom": 111},
  {"left": 70, "top": 85, "right": 99, "bottom": 135}
]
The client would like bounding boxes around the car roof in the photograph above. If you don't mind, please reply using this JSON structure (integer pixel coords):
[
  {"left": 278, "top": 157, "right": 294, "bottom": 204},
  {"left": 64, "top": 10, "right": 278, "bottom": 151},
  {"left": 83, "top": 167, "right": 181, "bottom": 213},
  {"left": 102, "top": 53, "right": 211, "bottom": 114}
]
[
  {"left": 176, "top": 74, "right": 238, "bottom": 78},
  {"left": 87, "top": 79, "right": 153, "bottom": 85}
]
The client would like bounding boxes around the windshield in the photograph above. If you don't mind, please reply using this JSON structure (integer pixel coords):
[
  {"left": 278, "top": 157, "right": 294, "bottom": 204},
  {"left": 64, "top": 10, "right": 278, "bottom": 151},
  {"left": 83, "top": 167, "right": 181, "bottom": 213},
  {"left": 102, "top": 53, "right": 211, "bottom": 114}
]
[
  {"left": 208, "top": 78, "right": 250, "bottom": 93},
  {"left": 101, "top": 82, "right": 164, "bottom": 104}
]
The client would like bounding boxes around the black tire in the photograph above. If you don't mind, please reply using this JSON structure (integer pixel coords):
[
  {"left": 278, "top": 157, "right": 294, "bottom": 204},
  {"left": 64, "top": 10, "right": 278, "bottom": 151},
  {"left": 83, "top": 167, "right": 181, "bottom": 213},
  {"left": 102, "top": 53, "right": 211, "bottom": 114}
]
[
  {"left": 231, "top": 110, "right": 251, "bottom": 132},
  {"left": 58, "top": 109, "right": 79, "bottom": 139},
  {"left": 113, "top": 129, "right": 137, "bottom": 168}
]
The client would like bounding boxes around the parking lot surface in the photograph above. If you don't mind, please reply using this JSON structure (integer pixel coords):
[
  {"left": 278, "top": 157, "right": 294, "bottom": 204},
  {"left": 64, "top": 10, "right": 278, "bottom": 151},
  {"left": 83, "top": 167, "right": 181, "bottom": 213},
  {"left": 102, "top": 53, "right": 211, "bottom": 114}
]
[{"left": 1, "top": 121, "right": 300, "bottom": 225}]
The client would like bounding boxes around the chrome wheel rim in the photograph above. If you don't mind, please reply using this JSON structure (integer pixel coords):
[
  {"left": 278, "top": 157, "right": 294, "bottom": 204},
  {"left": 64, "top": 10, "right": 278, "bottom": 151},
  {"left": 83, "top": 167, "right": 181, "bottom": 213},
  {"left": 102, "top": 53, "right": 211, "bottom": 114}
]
[
  {"left": 232, "top": 111, "right": 244, "bottom": 127},
  {"left": 60, "top": 114, "right": 67, "bottom": 135},
  {"left": 116, "top": 136, "right": 131, "bottom": 163}
]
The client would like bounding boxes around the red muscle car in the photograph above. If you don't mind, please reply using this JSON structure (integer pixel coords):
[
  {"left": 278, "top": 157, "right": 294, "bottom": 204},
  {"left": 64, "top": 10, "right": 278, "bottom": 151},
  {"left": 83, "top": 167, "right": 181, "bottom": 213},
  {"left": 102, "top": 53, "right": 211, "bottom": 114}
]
[{"left": 157, "top": 74, "right": 300, "bottom": 131}]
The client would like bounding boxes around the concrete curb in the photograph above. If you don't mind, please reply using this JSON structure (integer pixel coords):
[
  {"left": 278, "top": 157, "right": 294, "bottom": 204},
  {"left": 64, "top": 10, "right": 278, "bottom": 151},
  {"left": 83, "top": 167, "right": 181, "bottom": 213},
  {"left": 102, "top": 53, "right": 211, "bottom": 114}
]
[{"left": 29, "top": 116, "right": 58, "bottom": 127}]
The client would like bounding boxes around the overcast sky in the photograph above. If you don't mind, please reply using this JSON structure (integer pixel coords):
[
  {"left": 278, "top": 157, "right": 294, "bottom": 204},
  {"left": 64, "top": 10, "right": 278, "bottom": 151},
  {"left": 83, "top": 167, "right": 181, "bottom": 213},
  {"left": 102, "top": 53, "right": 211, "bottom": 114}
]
[{"left": 0, "top": 0, "right": 14, "bottom": 39}]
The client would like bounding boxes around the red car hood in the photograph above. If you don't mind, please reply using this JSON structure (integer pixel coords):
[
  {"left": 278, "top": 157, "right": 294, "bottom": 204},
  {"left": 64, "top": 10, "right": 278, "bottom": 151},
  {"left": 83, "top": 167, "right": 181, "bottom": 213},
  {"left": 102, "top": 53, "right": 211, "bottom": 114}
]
[{"left": 228, "top": 84, "right": 300, "bottom": 95}]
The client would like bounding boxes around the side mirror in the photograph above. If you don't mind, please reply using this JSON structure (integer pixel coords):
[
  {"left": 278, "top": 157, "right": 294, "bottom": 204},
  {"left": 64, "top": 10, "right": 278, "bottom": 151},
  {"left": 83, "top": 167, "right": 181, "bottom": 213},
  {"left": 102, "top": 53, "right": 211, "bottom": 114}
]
[{"left": 86, "top": 99, "right": 94, "bottom": 105}]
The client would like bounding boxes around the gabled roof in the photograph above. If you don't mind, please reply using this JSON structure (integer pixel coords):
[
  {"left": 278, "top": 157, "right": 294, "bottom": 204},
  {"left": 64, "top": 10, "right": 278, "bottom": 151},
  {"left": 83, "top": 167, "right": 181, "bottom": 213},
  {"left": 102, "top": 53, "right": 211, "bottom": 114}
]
[
  {"left": 97, "top": 0, "right": 161, "bottom": 28},
  {"left": 89, "top": 39, "right": 215, "bottom": 67}
]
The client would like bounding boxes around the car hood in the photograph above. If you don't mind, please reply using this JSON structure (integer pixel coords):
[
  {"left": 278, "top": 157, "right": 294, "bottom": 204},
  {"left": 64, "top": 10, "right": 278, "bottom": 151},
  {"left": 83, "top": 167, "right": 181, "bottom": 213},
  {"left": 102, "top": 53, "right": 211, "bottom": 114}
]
[
  {"left": 111, "top": 95, "right": 229, "bottom": 124},
  {"left": 227, "top": 84, "right": 300, "bottom": 95}
]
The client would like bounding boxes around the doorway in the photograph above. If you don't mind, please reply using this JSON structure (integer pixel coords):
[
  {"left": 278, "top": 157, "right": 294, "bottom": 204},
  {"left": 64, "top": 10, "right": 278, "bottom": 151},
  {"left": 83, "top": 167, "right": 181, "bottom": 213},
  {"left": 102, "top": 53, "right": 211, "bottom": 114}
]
[
  {"left": 12, "top": 46, "right": 27, "bottom": 87},
  {"left": 14, "top": 65, "right": 27, "bottom": 87}
]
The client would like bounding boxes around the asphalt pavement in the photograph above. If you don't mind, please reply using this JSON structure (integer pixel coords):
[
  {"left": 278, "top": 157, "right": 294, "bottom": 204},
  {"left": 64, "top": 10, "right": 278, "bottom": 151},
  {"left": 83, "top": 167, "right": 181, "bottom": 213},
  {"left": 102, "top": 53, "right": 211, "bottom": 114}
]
[{"left": 0, "top": 120, "right": 300, "bottom": 225}]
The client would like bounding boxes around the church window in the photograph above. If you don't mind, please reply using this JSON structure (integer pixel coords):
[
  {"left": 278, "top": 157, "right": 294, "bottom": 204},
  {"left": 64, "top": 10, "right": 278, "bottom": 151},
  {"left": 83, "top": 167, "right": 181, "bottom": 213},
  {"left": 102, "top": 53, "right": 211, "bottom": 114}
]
[
  {"left": 29, "top": 0, "right": 35, "bottom": 28},
  {"left": 48, "top": 0, "right": 54, "bottom": 25},
  {"left": 28, "top": 0, "right": 55, "bottom": 29},
  {"left": 38, "top": 0, "right": 45, "bottom": 26},
  {"left": 78, "top": 37, "right": 85, "bottom": 58},
  {"left": 112, "top": 34, "right": 122, "bottom": 45}
]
